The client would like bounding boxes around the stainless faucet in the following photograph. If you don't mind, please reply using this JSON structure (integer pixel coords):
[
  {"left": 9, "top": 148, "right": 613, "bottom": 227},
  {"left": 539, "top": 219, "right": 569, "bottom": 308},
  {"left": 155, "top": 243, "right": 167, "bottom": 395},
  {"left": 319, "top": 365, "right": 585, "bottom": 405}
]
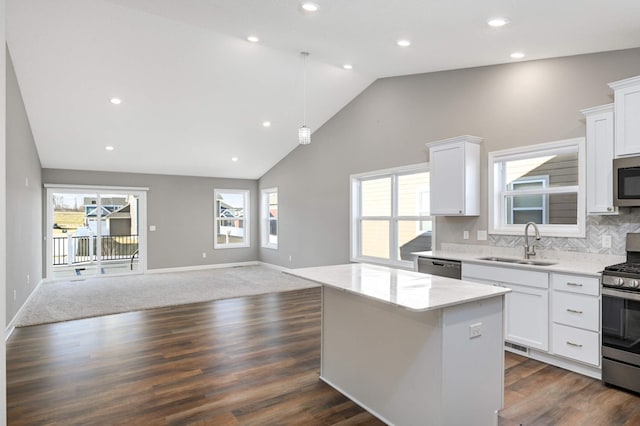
[{"left": 524, "top": 222, "right": 541, "bottom": 259}]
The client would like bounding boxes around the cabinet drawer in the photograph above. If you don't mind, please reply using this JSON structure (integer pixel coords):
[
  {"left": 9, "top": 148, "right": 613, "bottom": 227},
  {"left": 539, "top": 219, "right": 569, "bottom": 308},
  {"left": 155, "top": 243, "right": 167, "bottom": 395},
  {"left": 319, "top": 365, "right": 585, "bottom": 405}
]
[
  {"left": 462, "top": 263, "right": 548, "bottom": 288},
  {"left": 552, "top": 323, "right": 600, "bottom": 366},
  {"left": 551, "top": 273, "right": 599, "bottom": 296},
  {"left": 552, "top": 291, "right": 599, "bottom": 331}
]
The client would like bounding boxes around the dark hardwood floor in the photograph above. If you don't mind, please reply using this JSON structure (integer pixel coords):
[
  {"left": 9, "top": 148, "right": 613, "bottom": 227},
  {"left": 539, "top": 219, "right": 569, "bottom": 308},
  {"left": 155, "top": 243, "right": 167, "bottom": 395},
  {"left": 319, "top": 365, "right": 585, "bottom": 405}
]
[
  {"left": 6, "top": 286, "right": 640, "bottom": 425},
  {"left": 500, "top": 352, "right": 640, "bottom": 426}
]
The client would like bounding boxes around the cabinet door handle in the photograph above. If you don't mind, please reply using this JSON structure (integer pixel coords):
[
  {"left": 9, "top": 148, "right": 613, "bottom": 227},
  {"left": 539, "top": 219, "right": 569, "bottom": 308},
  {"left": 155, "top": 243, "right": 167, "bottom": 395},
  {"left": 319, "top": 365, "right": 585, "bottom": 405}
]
[
  {"left": 566, "top": 341, "right": 583, "bottom": 348},
  {"left": 566, "top": 308, "right": 583, "bottom": 314},
  {"left": 566, "top": 282, "right": 583, "bottom": 287}
]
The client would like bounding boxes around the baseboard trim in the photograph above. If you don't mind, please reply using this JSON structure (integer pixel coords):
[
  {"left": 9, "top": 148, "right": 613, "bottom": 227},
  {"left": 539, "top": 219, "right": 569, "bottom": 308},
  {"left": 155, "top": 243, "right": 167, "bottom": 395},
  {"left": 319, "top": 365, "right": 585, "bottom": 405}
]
[
  {"left": 147, "top": 261, "right": 260, "bottom": 274},
  {"left": 6, "top": 278, "right": 45, "bottom": 341},
  {"left": 257, "top": 262, "right": 293, "bottom": 272},
  {"left": 527, "top": 348, "right": 602, "bottom": 380}
]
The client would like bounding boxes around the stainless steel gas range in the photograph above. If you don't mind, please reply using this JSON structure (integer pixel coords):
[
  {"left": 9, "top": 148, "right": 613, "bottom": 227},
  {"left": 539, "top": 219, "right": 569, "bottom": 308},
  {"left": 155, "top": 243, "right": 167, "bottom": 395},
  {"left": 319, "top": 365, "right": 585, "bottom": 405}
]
[{"left": 601, "top": 233, "right": 640, "bottom": 394}]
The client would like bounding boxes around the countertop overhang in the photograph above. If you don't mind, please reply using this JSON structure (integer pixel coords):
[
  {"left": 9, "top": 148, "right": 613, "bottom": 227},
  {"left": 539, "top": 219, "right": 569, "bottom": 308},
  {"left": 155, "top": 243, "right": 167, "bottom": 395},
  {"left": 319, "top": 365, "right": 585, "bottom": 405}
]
[{"left": 286, "top": 263, "right": 510, "bottom": 312}]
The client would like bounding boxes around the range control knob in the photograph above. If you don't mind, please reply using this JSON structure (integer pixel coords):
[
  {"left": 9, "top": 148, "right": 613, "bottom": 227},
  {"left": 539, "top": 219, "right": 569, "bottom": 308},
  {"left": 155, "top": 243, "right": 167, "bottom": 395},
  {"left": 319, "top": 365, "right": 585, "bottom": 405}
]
[
  {"left": 629, "top": 279, "right": 640, "bottom": 289},
  {"left": 614, "top": 277, "right": 625, "bottom": 286}
]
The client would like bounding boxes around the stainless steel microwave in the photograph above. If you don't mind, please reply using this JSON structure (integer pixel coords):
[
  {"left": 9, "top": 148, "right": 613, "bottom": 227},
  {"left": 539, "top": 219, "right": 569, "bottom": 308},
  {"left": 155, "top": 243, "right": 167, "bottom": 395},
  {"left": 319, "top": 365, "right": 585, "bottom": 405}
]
[{"left": 614, "top": 156, "right": 640, "bottom": 206}]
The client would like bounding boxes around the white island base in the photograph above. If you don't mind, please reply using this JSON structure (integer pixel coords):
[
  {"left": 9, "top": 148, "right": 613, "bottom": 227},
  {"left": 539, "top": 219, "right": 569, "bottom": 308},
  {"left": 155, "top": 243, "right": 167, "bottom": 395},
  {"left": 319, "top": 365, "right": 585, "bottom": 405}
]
[{"left": 289, "top": 264, "right": 508, "bottom": 426}]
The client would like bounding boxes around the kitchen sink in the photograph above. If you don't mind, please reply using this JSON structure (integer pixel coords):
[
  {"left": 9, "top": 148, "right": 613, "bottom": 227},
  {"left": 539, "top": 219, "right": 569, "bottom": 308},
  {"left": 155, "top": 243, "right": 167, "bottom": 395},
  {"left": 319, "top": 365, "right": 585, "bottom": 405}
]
[{"left": 477, "top": 256, "right": 557, "bottom": 266}]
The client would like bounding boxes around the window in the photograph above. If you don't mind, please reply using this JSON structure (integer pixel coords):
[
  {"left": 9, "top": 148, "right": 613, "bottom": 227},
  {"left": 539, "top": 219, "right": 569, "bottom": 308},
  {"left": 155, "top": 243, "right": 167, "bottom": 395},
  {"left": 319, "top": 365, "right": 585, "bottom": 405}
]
[
  {"left": 214, "top": 189, "right": 250, "bottom": 249},
  {"left": 351, "top": 163, "right": 432, "bottom": 267},
  {"left": 261, "top": 187, "right": 278, "bottom": 249},
  {"left": 489, "top": 137, "right": 585, "bottom": 237}
]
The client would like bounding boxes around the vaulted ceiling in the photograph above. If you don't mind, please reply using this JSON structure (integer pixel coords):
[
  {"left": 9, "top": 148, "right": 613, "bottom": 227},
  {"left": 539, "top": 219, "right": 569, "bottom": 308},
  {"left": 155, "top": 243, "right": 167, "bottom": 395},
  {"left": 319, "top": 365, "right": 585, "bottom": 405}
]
[{"left": 7, "top": 0, "right": 640, "bottom": 179}]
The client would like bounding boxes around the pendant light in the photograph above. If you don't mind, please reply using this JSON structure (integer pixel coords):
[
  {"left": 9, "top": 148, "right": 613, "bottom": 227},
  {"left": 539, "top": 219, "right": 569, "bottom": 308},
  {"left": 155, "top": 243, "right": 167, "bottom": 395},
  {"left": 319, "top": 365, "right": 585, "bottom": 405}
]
[{"left": 298, "top": 51, "right": 311, "bottom": 145}]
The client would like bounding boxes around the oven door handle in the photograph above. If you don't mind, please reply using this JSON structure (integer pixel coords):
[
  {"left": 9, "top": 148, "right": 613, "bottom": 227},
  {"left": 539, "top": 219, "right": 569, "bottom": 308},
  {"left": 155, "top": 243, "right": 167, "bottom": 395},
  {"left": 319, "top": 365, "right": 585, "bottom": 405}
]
[{"left": 602, "top": 287, "right": 640, "bottom": 301}]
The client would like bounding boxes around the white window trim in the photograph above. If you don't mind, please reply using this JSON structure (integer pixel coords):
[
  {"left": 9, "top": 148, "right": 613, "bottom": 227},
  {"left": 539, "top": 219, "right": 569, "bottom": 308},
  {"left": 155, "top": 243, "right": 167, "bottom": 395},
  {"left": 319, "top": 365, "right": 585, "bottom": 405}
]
[
  {"left": 488, "top": 137, "right": 586, "bottom": 238},
  {"left": 261, "top": 187, "right": 278, "bottom": 250},
  {"left": 214, "top": 189, "right": 250, "bottom": 249},
  {"left": 350, "top": 163, "right": 432, "bottom": 269}
]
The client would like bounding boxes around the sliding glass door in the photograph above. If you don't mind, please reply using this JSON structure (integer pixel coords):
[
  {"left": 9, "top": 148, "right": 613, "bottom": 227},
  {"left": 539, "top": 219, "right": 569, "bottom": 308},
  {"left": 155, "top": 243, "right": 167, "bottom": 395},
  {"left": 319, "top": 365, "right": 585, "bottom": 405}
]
[{"left": 47, "top": 186, "right": 147, "bottom": 279}]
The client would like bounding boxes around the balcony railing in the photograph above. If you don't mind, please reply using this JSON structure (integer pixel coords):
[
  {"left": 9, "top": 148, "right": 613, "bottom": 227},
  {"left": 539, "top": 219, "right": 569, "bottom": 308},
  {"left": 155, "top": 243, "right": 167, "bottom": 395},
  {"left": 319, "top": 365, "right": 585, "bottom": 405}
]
[{"left": 52, "top": 235, "right": 139, "bottom": 266}]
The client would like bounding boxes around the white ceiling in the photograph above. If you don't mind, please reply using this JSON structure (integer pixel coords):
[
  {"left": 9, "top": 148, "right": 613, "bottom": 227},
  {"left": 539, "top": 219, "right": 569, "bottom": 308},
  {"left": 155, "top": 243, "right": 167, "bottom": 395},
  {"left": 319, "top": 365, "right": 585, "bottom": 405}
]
[{"left": 7, "top": 0, "right": 640, "bottom": 179}]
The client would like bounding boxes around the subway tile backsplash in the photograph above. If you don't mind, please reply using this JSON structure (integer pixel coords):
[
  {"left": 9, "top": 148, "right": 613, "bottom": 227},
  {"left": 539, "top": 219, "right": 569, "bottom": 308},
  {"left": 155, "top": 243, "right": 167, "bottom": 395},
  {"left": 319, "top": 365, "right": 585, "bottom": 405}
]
[{"left": 489, "top": 208, "right": 640, "bottom": 256}]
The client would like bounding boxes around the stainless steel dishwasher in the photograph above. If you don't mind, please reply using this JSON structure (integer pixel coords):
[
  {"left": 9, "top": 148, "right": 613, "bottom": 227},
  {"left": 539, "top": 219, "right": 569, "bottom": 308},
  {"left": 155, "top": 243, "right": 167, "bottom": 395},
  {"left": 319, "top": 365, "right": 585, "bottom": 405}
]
[{"left": 416, "top": 257, "right": 461, "bottom": 279}]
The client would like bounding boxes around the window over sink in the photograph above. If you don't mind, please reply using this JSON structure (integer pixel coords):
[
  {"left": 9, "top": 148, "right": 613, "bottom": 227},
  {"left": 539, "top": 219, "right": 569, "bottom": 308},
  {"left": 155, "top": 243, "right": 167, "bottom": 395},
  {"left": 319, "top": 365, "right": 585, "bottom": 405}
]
[{"left": 488, "top": 137, "right": 586, "bottom": 238}]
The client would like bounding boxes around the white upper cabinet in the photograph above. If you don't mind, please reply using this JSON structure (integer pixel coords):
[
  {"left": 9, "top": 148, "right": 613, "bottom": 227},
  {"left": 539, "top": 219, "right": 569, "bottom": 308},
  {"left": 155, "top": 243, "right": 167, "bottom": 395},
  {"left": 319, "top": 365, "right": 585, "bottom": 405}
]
[
  {"left": 581, "top": 104, "right": 617, "bottom": 215},
  {"left": 427, "top": 135, "right": 482, "bottom": 216},
  {"left": 609, "top": 75, "right": 640, "bottom": 157}
]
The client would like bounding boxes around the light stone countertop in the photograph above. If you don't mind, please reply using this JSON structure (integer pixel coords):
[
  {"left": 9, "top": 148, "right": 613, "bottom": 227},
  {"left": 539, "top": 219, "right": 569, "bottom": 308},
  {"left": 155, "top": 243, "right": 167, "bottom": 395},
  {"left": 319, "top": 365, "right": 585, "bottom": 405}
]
[
  {"left": 286, "top": 263, "right": 510, "bottom": 312},
  {"left": 413, "top": 243, "right": 625, "bottom": 277}
]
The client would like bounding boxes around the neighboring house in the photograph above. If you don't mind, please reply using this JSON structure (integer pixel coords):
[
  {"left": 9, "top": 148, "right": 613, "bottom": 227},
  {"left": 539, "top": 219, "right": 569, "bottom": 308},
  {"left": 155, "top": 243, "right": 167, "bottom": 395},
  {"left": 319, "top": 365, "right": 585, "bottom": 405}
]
[
  {"left": 269, "top": 208, "right": 278, "bottom": 237},
  {"left": 399, "top": 231, "right": 432, "bottom": 261},
  {"left": 505, "top": 153, "right": 578, "bottom": 225},
  {"left": 83, "top": 196, "right": 138, "bottom": 236},
  {"left": 105, "top": 204, "right": 133, "bottom": 236},
  {"left": 218, "top": 199, "right": 245, "bottom": 240},
  {"left": 84, "top": 196, "right": 126, "bottom": 235},
  {"left": 105, "top": 197, "right": 139, "bottom": 237}
]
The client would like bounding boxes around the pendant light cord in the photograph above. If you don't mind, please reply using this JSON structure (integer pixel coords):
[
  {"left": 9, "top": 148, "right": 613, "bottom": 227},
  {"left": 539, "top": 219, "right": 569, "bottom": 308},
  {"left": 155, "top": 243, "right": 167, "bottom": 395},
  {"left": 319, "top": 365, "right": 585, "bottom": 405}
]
[{"left": 302, "top": 51, "right": 309, "bottom": 124}]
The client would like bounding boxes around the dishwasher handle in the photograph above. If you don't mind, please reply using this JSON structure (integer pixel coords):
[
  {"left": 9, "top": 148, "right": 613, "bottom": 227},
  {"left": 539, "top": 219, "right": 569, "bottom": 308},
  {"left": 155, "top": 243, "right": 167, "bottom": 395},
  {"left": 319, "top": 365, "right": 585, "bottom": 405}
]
[
  {"left": 417, "top": 257, "right": 461, "bottom": 279},
  {"left": 419, "top": 258, "right": 460, "bottom": 268}
]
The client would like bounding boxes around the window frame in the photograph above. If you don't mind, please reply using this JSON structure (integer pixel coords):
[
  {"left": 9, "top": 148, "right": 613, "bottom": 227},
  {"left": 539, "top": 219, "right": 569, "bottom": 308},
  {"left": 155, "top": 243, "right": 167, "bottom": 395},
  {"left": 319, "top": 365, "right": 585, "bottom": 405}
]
[
  {"left": 214, "top": 188, "right": 250, "bottom": 249},
  {"left": 261, "top": 187, "right": 278, "bottom": 250},
  {"left": 488, "top": 137, "right": 586, "bottom": 238},
  {"left": 350, "top": 163, "right": 432, "bottom": 268}
]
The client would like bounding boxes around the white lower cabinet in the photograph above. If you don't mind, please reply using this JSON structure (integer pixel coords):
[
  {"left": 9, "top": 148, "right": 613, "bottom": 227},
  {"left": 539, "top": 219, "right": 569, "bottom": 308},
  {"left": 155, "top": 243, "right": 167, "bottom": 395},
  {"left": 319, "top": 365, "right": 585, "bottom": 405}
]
[
  {"left": 462, "top": 263, "right": 549, "bottom": 351},
  {"left": 505, "top": 284, "right": 549, "bottom": 351},
  {"left": 462, "top": 263, "right": 602, "bottom": 375},
  {"left": 550, "top": 273, "right": 600, "bottom": 367}
]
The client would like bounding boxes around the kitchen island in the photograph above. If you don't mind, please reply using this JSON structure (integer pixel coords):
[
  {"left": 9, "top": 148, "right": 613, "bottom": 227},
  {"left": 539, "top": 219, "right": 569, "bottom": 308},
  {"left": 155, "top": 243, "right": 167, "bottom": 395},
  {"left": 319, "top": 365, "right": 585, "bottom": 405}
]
[{"left": 287, "top": 263, "right": 510, "bottom": 426}]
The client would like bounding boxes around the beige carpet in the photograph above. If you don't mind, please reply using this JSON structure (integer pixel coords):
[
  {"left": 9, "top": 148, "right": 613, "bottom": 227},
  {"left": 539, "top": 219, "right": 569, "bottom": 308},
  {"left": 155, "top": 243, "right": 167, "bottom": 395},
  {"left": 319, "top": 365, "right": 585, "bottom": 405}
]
[{"left": 16, "top": 265, "right": 319, "bottom": 327}]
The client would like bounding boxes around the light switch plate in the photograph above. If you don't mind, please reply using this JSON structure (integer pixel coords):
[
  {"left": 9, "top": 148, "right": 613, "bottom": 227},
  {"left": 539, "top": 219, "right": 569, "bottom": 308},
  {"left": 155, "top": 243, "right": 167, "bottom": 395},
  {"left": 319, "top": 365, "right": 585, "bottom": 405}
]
[
  {"left": 602, "top": 235, "right": 612, "bottom": 249},
  {"left": 149, "top": 225, "right": 157, "bottom": 231},
  {"left": 477, "top": 230, "right": 487, "bottom": 241},
  {"left": 463, "top": 231, "right": 469, "bottom": 240}
]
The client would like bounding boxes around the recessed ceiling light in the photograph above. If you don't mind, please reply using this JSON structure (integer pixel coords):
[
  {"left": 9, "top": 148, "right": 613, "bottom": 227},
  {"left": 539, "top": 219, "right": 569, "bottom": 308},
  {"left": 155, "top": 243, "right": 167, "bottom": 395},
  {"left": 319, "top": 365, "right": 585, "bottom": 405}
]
[
  {"left": 231, "top": 157, "right": 239, "bottom": 162},
  {"left": 301, "top": 2, "right": 319, "bottom": 12},
  {"left": 263, "top": 121, "right": 271, "bottom": 127},
  {"left": 510, "top": 52, "right": 525, "bottom": 59},
  {"left": 105, "top": 146, "right": 115, "bottom": 151},
  {"left": 247, "top": 35, "right": 260, "bottom": 43},
  {"left": 343, "top": 64, "right": 353, "bottom": 70},
  {"left": 487, "top": 17, "right": 510, "bottom": 27},
  {"left": 109, "top": 97, "right": 122, "bottom": 105},
  {"left": 397, "top": 39, "right": 411, "bottom": 47}
]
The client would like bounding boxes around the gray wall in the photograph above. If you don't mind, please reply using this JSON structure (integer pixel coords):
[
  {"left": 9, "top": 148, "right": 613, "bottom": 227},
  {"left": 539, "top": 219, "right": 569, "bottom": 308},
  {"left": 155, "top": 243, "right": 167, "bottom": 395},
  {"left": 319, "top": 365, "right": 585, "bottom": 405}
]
[
  {"left": 6, "top": 48, "right": 42, "bottom": 324},
  {"left": 1, "top": 14, "right": 8, "bottom": 419},
  {"left": 259, "top": 47, "right": 640, "bottom": 268},
  {"left": 42, "top": 169, "right": 259, "bottom": 270}
]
